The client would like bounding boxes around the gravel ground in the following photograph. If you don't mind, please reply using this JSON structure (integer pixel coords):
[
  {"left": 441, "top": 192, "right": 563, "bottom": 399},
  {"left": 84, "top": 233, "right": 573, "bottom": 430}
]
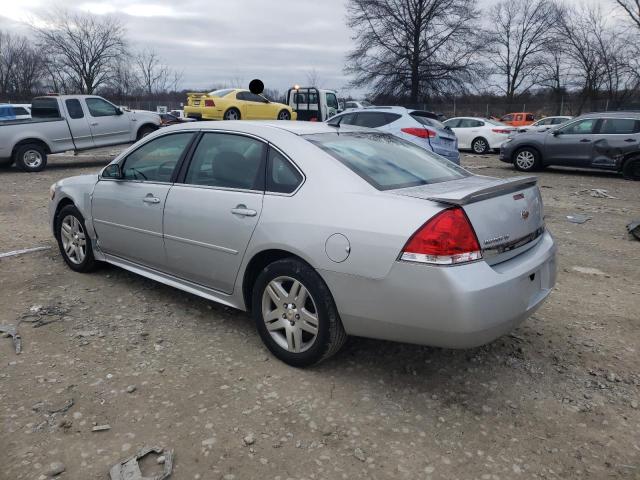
[{"left": 1, "top": 148, "right": 639, "bottom": 480}]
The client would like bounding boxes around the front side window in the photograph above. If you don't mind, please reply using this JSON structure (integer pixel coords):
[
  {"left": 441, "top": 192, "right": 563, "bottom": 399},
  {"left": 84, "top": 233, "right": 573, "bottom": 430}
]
[
  {"left": 121, "top": 133, "right": 194, "bottom": 182},
  {"left": 501, "top": 114, "right": 514, "bottom": 122},
  {"left": 13, "top": 107, "right": 29, "bottom": 115},
  {"left": 305, "top": 132, "right": 469, "bottom": 191},
  {"left": 86, "top": 98, "right": 118, "bottom": 117},
  {"left": 326, "top": 93, "right": 339, "bottom": 109},
  {"left": 184, "top": 133, "right": 266, "bottom": 190},
  {"left": 443, "top": 119, "right": 461, "bottom": 128},
  {"left": 558, "top": 119, "right": 597, "bottom": 135},
  {"left": 65, "top": 99, "right": 84, "bottom": 119},
  {"left": 267, "top": 148, "right": 303, "bottom": 194},
  {"left": 598, "top": 118, "right": 640, "bottom": 134}
]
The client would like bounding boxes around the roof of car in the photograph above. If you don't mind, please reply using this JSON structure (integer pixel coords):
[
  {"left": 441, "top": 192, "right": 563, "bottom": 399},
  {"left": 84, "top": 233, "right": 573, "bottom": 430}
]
[
  {"left": 159, "top": 120, "right": 368, "bottom": 136},
  {"left": 579, "top": 111, "right": 640, "bottom": 118}
]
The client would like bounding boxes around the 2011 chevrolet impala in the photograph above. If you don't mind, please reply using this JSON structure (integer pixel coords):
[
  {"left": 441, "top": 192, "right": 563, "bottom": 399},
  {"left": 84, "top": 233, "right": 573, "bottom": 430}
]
[{"left": 49, "top": 121, "right": 557, "bottom": 367}]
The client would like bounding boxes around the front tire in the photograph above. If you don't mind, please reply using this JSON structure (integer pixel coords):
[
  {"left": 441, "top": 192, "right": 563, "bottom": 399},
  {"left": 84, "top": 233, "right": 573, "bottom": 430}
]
[
  {"left": 622, "top": 156, "right": 640, "bottom": 180},
  {"left": 277, "top": 109, "right": 291, "bottom": 120},
  {"left": 14, "top": 144, "right": 47, "bottom": 172},
  {"left": 252, "top": 258, "right": 346, "bottom": 367},
  {"left": 513, "top": 147, "right": 541, "bottom": 172},
  {"left": 137, "top": 125, "right": 156, "bottom": 140},
  {"left": 471, "top": 137, "right": 490, "bottom": 154},
  {"left": 55, "top": 205, "right": 98, "bottom": 273},
  {"left": 223, "top": 108, "right": 241, "bottom": 120}
]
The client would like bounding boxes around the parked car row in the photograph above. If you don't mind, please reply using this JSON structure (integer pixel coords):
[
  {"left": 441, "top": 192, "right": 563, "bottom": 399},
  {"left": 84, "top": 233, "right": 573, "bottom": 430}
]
[{"left": 0, "top": 103, "right": 31, "bottom": 121}]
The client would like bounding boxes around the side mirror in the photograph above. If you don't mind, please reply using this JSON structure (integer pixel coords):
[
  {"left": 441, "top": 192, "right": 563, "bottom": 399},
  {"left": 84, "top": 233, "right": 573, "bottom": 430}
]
[
  {"left": 102, "top": 163, "right": 122, "bottom": 179},
  {"left": 551, "top": 130, "right": 560, "bottom": 136},
  {"left": 116, "top": 108, "right": 124, "bottom": 115}
]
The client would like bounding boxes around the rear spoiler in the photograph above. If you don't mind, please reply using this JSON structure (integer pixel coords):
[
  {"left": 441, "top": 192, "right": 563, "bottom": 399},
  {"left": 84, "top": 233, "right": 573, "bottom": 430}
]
[
  {"left": 426, "top": 176, "right": 538, "bottom": 205},
  {"left": 186, "top": 92, "right": 209, "bottom": 98}
]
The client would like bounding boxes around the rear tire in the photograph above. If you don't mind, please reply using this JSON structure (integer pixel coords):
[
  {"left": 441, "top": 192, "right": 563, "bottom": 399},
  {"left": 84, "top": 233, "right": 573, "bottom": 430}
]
[
  {"left": 513, "top": 147, "right": 541, "bottom": 172},
  {"left": 471, "top": 137, "right": 490, "bottom": 154},
  {"left": 14, "top": 144, "right": 47, "bottom": 172},
  {"left": 224, "top": 108, "right": 241, "bottom": 120},
  {"left": 277, "top": 109, "right": 291, "bottom": 120},
  {"left": 252, "top": 258, "right": 347, "bottom": 367},
  {"left": 622, "top": 157, "right": 640, "bottom": 180},
  {"left": 55, "top": 205, "right": 98, "bottom": 273}
]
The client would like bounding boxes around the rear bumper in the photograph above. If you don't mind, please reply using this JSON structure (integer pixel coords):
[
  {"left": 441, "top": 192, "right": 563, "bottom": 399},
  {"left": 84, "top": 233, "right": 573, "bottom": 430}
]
[
  {"left": 321, "top": 230, "right": 556, "bottom": 348},
  {"left": 183, "top": 106, "right": 222, "bottom": 120}
]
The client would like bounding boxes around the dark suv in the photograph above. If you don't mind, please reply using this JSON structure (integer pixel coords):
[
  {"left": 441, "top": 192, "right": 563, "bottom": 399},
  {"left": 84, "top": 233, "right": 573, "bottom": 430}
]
[{"left": 499, "top": 112, "right": 640, "bottom": 180}]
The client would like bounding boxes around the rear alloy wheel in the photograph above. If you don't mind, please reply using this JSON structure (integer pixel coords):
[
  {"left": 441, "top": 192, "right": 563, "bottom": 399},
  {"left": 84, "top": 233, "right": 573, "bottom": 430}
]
[
  {"left": 513, "top": 147, "right": 541, "bottom": 172},
  {"left": 277, "top": 109, "right": 291, "bottom": 120},
  {"left": 252, "top": 258, "right": 346, "bottom": 367},
  {"left": 56, "top": 205, "right": 98, "bottom": 273},
  {"left": 471, "top": 137, "right": 490, "bottom": 154},
  {"left": 15, "top": 143, "right": 47, "bottom": 172},
  {"left": 224, "top": 108, "right": 241, "bottom": 120},
  {"left": 622, "top": 157, "right": 640, "bottom": 180}
]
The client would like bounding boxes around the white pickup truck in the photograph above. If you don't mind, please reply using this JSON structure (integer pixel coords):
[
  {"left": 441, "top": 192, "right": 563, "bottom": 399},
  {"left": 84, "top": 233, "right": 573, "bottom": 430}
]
[{"left": 0, "top": 95, "right": 161, "bottom": 172}]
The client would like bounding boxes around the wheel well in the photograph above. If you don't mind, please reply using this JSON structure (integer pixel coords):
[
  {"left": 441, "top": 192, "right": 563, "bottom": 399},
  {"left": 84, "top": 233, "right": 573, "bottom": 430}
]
[
  {"left": 11, "top": 139, "right": 50, "bottom": 159},
  {"left": 621, "top": 153, "right": 640, "bottom": 171},
  {"left": 53, "top": 198, "right": 75, "bottom": 237},
  {"left": 224, "top": 106, "right": 241, "bottom": 117},
  {"left": 136, "top": 123, "right": 158, "bottom": 139},
  {"left": 242, "top": 249, "right": 308, "bottom": 311},
  {"left": 512, "top": 145, "right": 542, "bottom": 162}
]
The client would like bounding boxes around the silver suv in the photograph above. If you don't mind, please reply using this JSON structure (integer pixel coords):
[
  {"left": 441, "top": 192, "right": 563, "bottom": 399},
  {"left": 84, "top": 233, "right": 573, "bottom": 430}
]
[{"left": 500, "top": 112, "right": 640, "bottom": 179}]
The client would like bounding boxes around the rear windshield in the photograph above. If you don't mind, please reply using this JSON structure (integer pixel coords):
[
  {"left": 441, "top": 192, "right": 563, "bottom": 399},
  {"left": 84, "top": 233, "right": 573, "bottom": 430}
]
[
  {"left": 305, "top": 132, "right": 469, "bottom": 191},
  {"left": 410, "top": 112, "right": 446, "bottom": 129},
  {"left": 208, "top": 89, "right": 235, "bottom": 97},
  {"left": 485, "top": 119, "right": 508, "bottom": 126},
  {"left": 31, "top": 97, "right": 61, "bottom": 118}
]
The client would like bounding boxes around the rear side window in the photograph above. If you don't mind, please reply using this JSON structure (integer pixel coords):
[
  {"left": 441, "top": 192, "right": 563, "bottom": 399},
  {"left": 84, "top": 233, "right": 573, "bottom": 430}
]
[
  {"left": 184, "top": 133, "right": 266, "bottom": 190},
  {"left": 86, "top": 98, "right": 118, "bottom": 117},
  {"left": 122, "top": 133, "right": 194, "bottom": 182},
  {"left": 459, "top": 119, "right": 483, "bottom": 128},
  {"left": 31, "top": 98, "right": 61, "bottom": 118},
  {"left": 526, "top": 114, "right": 535, "bottom": 121},
  {"left": 267, "top": 148, "right": 303, "bottom": 194},
  {"left": 354, "top": 112, "right": 397, "bottom": 128},
  {"left": 443, "top": 119, "right": 460, "bottom": 128},
  {"left": 13, "top": 107, "right": 29, "bottom": 115},
  {"left": 599, "top": 118, "right": 640, "bottom": 134},
  {"left": 305, "top": 132, "right": 469, "bottom": 191},
  {"left": 65, "top": 99, "right": 84, "bottom": 119}
]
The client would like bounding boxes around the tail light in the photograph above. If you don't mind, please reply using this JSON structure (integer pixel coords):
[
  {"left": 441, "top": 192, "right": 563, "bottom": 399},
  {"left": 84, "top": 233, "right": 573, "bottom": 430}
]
[
  {"left": 400, "top": 207, "right": 482, "bottom": 265},
  {"left": 204, "top": 99, "right": 215, "bottom": 107},
  {"left": 492, "top": 128, "right": 512, "bottom": 134},
  {"left": 401, "top": 127, "right": 436, "bottom": 138}
]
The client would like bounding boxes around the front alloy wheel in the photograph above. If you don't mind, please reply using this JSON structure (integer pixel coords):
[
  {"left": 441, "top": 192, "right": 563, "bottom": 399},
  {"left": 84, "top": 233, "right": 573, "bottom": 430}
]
[
  {"left": 277, "top": 110, "right": 291, "bottom": 120},
  {"left": 472, "top": 138, "right": 490, "bottom": 154},
  {"left": 56, "top": 205, "right": 98, "bottom": 273},
  {"left": 514, "top": 148, "right": 540, "bottom": 171}
]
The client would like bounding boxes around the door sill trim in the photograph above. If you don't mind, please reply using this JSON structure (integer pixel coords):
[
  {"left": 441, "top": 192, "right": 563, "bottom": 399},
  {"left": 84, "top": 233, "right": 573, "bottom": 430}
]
[{"left": 103, "top": 253, "right": 244, "bottom": 310}]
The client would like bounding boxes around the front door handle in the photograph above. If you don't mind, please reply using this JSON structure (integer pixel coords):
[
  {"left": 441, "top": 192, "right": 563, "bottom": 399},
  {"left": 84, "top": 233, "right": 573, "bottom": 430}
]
[
  {"left": 580, "top": 139, "right": 591, "bottom": 143},
  {"left": 143, "top": 196, "right": 160, "bottom": 204},
  {"left": 90, "top": 122, "right": 98, "bottom": 126},
  {"left": 231, "top": 205, "right": 257, "bottom": 217},
  {"left": 624, "top": 138, "right": 636, "bottom": 143}
]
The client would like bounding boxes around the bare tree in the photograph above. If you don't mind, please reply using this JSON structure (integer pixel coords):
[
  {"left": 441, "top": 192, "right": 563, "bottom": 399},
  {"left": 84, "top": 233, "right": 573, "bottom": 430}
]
[
  {"left": 305, "top": 68, "right": 324, "bottom": 88},
  {"left": 345, "top": 0, "right": 481, "bottom": 103},
  {"left": 482, "top": 0, "right": 558, "bottom": 101},
  {"left": 615, "top": 0, "right": 640, "bottom": 30},
  {"left": 34, "top": 10, "right": 126, "bottom": 94},
  {"left": 135, "top": 49, "right": 171, "bottom": 95},
  {"left": 0, "top": 31, "right": 45, "bottom": 99}
]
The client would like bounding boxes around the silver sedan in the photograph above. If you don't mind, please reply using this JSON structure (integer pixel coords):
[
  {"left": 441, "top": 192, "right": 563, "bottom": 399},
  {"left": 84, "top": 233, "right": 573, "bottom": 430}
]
[{"left": 49, "top": 121, "right": 557, "bottom": 367}]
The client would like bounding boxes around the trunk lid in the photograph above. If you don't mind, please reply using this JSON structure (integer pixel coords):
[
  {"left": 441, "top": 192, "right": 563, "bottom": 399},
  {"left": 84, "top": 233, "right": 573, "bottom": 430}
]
[{"left": 391, "top": 175, "right": 545, "bottom": 265}]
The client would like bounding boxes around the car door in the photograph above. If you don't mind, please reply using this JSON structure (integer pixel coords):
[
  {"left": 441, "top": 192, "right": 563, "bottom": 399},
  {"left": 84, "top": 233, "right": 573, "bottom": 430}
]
[
  {"left": 455, "top": 119, "right": 481, "bottom": 149},
  {"left": 163, "top": 132, "right": 267, "bottom": 293},
  {"left": 544, "top": 118, "right": 598, "bottom": 166},
  {"left": 590, "top": 117, "right": 640, "bottom": 169},
  {"left": 237, "top": 92, "right": 268, "bottom": 119},
  {"left": 84, "top": 97, "right": 132, "bottom": 147},
  {"left": 92, "top": 132, "right": 196, "bottom": 270},
  {"left": 62, "top": 98, "right": 95, "bottom": 150}
]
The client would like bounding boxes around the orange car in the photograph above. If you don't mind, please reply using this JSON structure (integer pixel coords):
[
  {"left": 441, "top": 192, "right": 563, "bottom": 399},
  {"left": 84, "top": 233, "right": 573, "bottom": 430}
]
[{"left": 499, "top": 112, "right": 535, "bottom": 127}]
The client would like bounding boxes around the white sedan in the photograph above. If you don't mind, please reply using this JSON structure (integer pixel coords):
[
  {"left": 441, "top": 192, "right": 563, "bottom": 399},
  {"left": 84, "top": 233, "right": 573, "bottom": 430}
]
[
  {"left": 443, "top": 117, "right": 515, "bottom": 154},
  {"left": 516, "top": 116, "right": 573, "bottom": 133}
]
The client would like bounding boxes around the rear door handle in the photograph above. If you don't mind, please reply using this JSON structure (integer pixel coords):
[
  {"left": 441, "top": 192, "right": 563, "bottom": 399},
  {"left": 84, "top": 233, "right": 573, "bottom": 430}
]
[
  {"left": 143, "top": 196, "right": 160, "bottom": 204},
  {"left": 231, "top": 205, "right": 257, "bottom": 217},
  {"left": 580, "top": 139, "right": 591, "bottom": 143},
  {"left": 90, "top": 122, "right": 98, "bottom": 126},
  {"left": 624, "top": 138, "right": 636, "bottom": 142}
]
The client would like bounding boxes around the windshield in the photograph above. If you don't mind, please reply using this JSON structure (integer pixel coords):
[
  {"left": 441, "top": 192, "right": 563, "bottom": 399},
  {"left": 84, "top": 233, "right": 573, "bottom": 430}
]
[
  {"left": 208, "top": 89, "right": 235, "bottom": 97},
  {"left": 305, "top": 132, "right": 469, "bottom": 191}
]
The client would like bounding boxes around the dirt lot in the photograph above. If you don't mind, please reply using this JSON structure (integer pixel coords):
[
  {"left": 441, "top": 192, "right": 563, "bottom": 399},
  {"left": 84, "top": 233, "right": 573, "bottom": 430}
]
[{"left": 1, "top": 148, "right": 639, "bottom": 480}]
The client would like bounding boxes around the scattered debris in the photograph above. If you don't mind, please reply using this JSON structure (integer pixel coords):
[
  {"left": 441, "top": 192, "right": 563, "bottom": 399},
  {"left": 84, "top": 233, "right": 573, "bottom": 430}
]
[
  {"left": 627, "top": 220, "right": 640, "bottom": 240},
  {"left": 0, "top": 245, "right": 50, "bottom": 259},
  {"left": 92, "top": 424, "right": 112, "bottom": 432},
  {"left": 466, "top": 165, "right": 490, "bottom": 169},
  {"left": 573, "top": 188, "right": 616, "bottom": 199},
  {"left": 354, "top": 447, "right": 366, "bottom": 462},
  {"left": 126, "top": 385, "right": 137, "bottom": 394},
  {"left": 20, "top": 304, "right": 70, "bottom": 328},
  {"left": 566, "top": 214, "right": 592, "bottom": 224},
  {"left": 0, "top": 324, "right": 21, "bottom": 354},
  {"left": 243, "top": 433, "right": 256, "bottom": 446},
  {"left": 47, "top": 461, "right": 66, "bottom": 477},
  {"left": 571, "top": 266, "right": 607, "bottom": 276},
  {"left": 109, "top": 446, "right": 174, "bottom": 480}
]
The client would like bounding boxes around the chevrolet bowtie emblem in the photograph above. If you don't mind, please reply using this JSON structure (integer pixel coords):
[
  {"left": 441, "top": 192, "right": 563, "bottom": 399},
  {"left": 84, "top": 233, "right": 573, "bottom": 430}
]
[{"left": 521, "top": 210, "right": 530, "bottom": 220}]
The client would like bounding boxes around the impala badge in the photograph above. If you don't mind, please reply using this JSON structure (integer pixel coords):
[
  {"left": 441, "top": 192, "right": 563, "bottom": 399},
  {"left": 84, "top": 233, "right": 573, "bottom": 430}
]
[{"left": 521, "top": 209, "right": 530, "bottom": 220}]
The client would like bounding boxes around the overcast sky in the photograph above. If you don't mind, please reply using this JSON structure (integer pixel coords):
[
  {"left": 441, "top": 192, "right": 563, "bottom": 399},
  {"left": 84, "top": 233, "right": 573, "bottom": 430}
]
[{"left": 0, "top": 0, "right": 620, "bottom": 96}]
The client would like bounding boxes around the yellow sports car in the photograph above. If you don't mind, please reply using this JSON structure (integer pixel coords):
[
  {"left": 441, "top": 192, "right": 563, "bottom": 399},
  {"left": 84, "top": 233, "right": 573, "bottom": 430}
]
[{"left": 184, "top": 88, "right": 296, "bottom": 121}]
